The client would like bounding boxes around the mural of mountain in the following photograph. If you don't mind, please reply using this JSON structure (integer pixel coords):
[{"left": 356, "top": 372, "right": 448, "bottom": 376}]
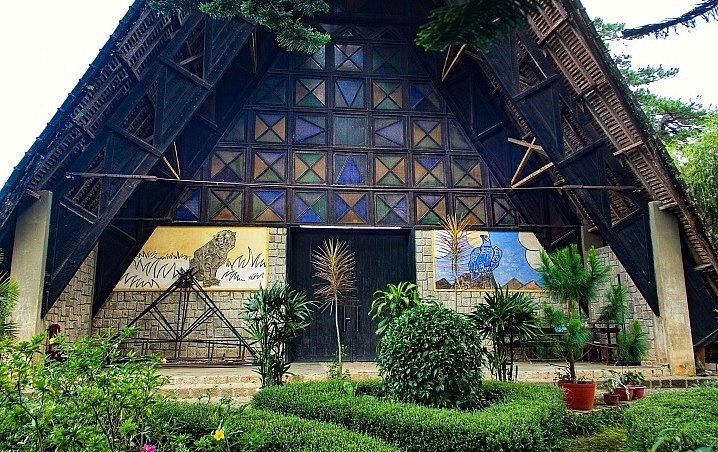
[
  {"left": 503, "top": 278, "right": 524, "bottom": 290},
  {"left": 519, "top": 280, "right": 541, "bottom": 290}
]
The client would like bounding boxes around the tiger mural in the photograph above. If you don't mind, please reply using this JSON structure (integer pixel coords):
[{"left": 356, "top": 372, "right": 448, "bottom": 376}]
[{"left": 189, "top": 230, "right": 237, "bottom": 287}]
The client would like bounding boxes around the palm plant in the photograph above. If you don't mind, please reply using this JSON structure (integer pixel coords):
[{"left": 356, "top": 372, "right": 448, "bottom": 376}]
[
  {"left": 617, "top": 320, "right": 648, "bottom": 364},
  {"left": 470, "top": 287, "right": 541, "bottom": 381},
  {"left": 538, "top": 244, "right": 610, "bottom": 382},
  {"left": 243, "top": 282, "right": 315, "bottom": 387},
  {"left": 370, "top": 281, "right": 427, "bottom": 335},
  {"left": 311, "top": 239, "right": 356, "bottom": 375}
]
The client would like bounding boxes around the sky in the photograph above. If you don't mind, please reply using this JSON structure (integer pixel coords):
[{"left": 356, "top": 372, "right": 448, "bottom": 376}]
[{"left": 1, "top": 0, "right": 717, "bottom": 188}]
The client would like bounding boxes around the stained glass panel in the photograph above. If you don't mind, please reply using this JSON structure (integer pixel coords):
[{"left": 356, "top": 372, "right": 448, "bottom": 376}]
[
  {"left": 334, "top": 44, "right": 364, "bottom": 71},
  {"left": 294, "top": 115, "right": 326, "bottom": 145},
  {"left": 455, "top": 195, "right": 487, "bottom": 226},
  {"left": 373, "top": 81, "right": 403, "bottom": 110},
  {"left": 373, "top": 117, "right": 404, "bottom": 147},
  {"left": 253, "top": 150, "right": 286, "bottom": 182},
  {"left": 414, "top": 155, "right": 445, "bottom": 187},
  {"left": 416, "top": 194, "right": 446, "bottom": 225},
  {"left": 409, "top": 82, "right": 441, "bottom": 111},
  {"left": 334, "top": 153, "right": 367, "bottom": 185},
  {"left": 294, "top": 191, "right": 327, "bottom": 223},
  {"left": 372, "top": 46, "right": 403, "bottom": 74},
  {"left": 209, "top": 190, "right": 243, "bottom": 221},
  {"left": 333, "top": 116, "right": 366, "bottom": 145},
  {"left": 252, "top": 189, "right": 286, "bottom": 222},
  {"left": 210, "top": 150, "right": 244, "bottom": 181},
  {"left": 376, "top": 193, "right": 408, "bottom": 225},
  {"left": 375, "top": 155, "right": 406, "bottom": 186},
  {"left": 175, "top": 190, "right": 200, "bottom": 221},
  {"left": 412, "top": 119, "right": 442, "bottom": 148},
  {"left": 297, "top": 47, "right": 326, "bottom": 70},
  {"left": 335, "top": 192, "right": 368, "bottom": 224},
  {"left": 254, "top": 75, "right": 287, "bottom": 106},
  {"left": 451, "top": 157, "right": 483, "bottom": 187},
  {"left": 335, "top": 79, "right": 364, "bottom": 108},
  {"left": 295, "top": 78, "right": 326, "bottom": 107},
  {"left": 255, "top": 113, "right": 286, "bottom": 143},
  {"left": 294, "top": 151, "right": 327, "bottom": 184}
]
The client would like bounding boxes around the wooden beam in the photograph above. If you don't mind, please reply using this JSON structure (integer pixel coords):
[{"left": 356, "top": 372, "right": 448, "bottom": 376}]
[
  {"left": 613, "top": 140, "right": 644, "bottom": 156},
  {"left": 510, "top": 138, "right": 537, "bottom": 186},
  {"left": 441, "top": 43, "right": 466, "bottom": 82},
  {"left": 511, "top": 161, "right": 555, "bottom": 188},
  {"left": 508, "top": 136, "right": 547, "bottom": 156}
]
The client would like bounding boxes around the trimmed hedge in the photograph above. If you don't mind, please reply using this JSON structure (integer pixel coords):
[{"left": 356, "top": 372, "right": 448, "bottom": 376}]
[
  {"left": 252, "top": 379, "right": 566, "bottom": 451},
  {"left": 624, "top": 387, "right": 718, "bottom": 451},
  {"left": 153, "top": 400, "right": 399, "bottom": 451}
]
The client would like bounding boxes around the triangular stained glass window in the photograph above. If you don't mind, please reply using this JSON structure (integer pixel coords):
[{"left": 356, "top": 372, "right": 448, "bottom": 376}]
[
  {"left": 492, "top": 196, "right": 517, "bottom": 226},
  {"left": 376, "top": 193, "right": 408, "bottom": 225},
  {"left": 373, "top": 81, "right": 403, "bottom": 110},
  {"left": 294, "top": 151, "right": 326, "bottom": 184},
  {"left": 335, "top": 192, "right": 368, "bottom": 224},
  {"left": 375, "top": 155, "right": 406, "bottom": 186},
  {"left": 414, "top": 155, "right": 445, "bottom": 187},
  {"left": 334, "top": 44, "right": 363, "bottom": 72},
  {"left": 334, "top": 153, "right": 367, "bottom": 185},
  {"left": 294, "top": 115, "right": 326, "bottom": 145},
  {"left": 374, "top": 117, "right": 404, "bottom": 147},
  {"left": 255, "top": 113, "right": 286, "bottom": 143},
  {"left": 220, "top": 112, "right": 246, "bottom": 143},
  {"left": 294, "top": 191, "right": 327, "bottom": 223},
  {"left": 295, "top": 78, "right": 326, "bottom": 107},
  {"left": 449, "top": 121, "right": 471, "bottom": 150},
  {"left": 252, "top": 189, "right": 286, "bottom": 222},
  {"left": 335, "top": 79, "right": 364, "bottom": 108},
  {"left": 416, "top": 194, "right": 446, "bottom": 225}
]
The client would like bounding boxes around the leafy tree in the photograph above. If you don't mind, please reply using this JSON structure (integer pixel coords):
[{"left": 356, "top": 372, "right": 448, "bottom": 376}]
[{"left": 150, "top": 0, "right": 540, "bottom": 53}]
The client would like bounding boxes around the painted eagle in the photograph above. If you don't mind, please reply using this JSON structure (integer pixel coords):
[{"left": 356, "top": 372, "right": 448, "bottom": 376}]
[{"left": 468, "top": 235, "right": 502, "bottom": 277}]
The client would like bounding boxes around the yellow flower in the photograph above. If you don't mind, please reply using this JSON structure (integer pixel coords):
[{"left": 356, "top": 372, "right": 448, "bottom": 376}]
[
  {"left": 212, "top": 428, "right": 225, "bottom": 441},
  {"left": 48, "top": 337, "right": 56, "bottom": 345}
]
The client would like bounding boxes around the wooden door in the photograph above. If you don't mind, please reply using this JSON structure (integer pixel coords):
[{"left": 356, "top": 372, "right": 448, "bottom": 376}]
[{"left": 288, "top": 228, "right": 414, "bottom": 361}]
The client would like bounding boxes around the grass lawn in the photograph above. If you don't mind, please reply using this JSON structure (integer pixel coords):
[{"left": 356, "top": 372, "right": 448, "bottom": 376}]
[{"left": 563, "top": 427, "right": 628, "bottom": 452}]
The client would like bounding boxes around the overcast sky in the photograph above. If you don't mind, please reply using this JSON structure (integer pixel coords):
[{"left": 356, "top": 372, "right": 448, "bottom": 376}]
[{"left": 1, "top": 0, "right": 716, "bottom": 187}]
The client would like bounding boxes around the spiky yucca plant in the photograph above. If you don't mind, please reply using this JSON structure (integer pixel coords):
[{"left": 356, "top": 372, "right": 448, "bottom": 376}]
[
  {"left": 437, "top": 214, "right": 470, "bottom": 307},
  {"left": 311, "top": 239, "right": 356, "bottom": 375}
]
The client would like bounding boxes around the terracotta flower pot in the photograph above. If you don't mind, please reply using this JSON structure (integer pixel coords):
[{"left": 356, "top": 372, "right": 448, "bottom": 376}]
[
  {"left": 562, "top": 381, "right": 596, "bottom": 410},
  {"left": 630, "top": 385, "right": 646, "bottom": 399},
  {"left": 603, "top": 392, "right": 620, "bottom": 405},
  {"left": 612, "top": 386, "right": 634, "bottom": 401}
]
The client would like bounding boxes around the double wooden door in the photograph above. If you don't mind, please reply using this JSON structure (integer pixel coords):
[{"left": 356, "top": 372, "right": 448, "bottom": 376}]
[{"left": 288, "top": 228, "right": 414, "bottom": 361}]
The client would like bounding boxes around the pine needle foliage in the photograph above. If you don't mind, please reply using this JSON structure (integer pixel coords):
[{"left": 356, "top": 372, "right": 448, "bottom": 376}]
[
  {"left": 0, "top": 249, "right": 18, "bottom": 340},
  {"left": 415, "top": 0, "right": 540, "bottom": 52},
  {"left": 311, "top": 239, "right": 356, "bottom": 374},
  {"left": 149, "top": 0, "right": 331, "bottom": 53}
]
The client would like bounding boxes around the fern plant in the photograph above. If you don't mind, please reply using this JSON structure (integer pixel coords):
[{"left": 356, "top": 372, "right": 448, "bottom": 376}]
[
  {"left": 370, "top": 282, "right": 427, "bottom": 335},
  {"left": 311, "top": 239, "right": 356, "bottom": 375}
]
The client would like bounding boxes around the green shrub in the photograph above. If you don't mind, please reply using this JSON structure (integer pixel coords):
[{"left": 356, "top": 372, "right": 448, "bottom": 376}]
[
  {"left": 377, "top": 304, "right": 484, "bottom": 409},
  {"left": 0, "top": 329, "right": 169, "bottom": 451},
  {"left": 153, "top": 400, "right": 399, "bottom": 451},
  {"left": 252, "top": 379, "right": 566, "bottom": 452},
  {"left": 564, "top": 406, "right": 626, "bottom": 436},
  {"left": 624, "top": 387, "right": 718, "bottom": 451}
]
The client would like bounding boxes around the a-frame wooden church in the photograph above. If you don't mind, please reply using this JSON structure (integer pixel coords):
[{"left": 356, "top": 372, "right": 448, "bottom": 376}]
[{"left": 2, "top": 0, "right": 716, "bottom": 372}]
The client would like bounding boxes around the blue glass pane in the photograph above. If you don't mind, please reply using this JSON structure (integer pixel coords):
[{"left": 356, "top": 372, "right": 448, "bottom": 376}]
[
  {"left": 374, "top": 118, "right": 404, "bottom": 146},
  {"left": 335, "top": 154, "right": 367, "bottom": 185},
  {"left": 294, "top": 116, "right": 326, "bottom": 144},
  {"left": 333, "top": 116, "right": 366, "bottom": 145},
  {"left": 335, "top": 79, "right": 364, "bottom": 108}
]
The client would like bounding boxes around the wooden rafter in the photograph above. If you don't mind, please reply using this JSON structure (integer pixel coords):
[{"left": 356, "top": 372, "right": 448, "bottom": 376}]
[
  {"left": 441, "top": 44, "right": 467, "bottom": 81},
  {"left": 508, "top": 137, "right": 553, "bottom": 188}
]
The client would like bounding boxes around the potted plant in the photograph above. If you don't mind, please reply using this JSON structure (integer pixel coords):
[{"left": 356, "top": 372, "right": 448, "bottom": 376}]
[
  {"left": 601, "top": 376, "right": 622, "bottom": 405},
  {"left": 470, "top": 287, "right": 542, "bottom": 381},
  {"left": 538, "top": 244, "right": 610, "bottom": 410},
  {"left": 622, "top": 369, "right": 647, "bottom": 399}
]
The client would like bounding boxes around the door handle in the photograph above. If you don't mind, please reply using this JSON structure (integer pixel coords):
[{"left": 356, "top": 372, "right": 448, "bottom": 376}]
[
  {"left": 343, "top": 306, "right": 350, "bottom": 332},
  {"left": 355, "top": 305, "right": 360, "bottom": 333}
]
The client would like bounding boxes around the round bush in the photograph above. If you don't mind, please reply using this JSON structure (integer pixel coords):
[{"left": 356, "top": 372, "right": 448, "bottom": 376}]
[{"left": 377, "top": 304, "right": 484, "bottom": 409}]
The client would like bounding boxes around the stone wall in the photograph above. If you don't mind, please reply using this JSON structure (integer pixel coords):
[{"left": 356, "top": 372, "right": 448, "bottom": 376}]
[
  {"left": 593, "top": 246, "right": 660, "bottom": 364},
  {"left": 415, "top": 231, "right": 661, "bottom": 364},
  {"left": 43, "top": 247, "right": 96, "bottom": 341},
  {"left": 91, "top": 228, "right": 287, "bottom": 361}
]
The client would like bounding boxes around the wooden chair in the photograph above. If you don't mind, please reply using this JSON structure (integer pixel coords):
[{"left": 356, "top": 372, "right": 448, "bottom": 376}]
[{"left": 586, "top": 322, "right": 620, "bottom": 364}]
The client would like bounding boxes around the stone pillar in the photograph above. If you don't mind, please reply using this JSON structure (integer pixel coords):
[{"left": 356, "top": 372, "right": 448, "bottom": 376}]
[
  {"left": 648, "top": 201, "right": 696, "bottom": 375},
  {"left": 10, "top": 191, "right": 53, "bottom": 342}
]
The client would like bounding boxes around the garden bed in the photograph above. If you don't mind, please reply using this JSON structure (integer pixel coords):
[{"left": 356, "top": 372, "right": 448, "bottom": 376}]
[{"left": 252, "top": 379, "right": 566, "bottom": 452}]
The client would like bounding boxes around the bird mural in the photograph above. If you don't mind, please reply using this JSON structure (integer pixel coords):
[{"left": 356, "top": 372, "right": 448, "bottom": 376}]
[{"left": 468, "top": 234, "right": 502, "bottom": 278}]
